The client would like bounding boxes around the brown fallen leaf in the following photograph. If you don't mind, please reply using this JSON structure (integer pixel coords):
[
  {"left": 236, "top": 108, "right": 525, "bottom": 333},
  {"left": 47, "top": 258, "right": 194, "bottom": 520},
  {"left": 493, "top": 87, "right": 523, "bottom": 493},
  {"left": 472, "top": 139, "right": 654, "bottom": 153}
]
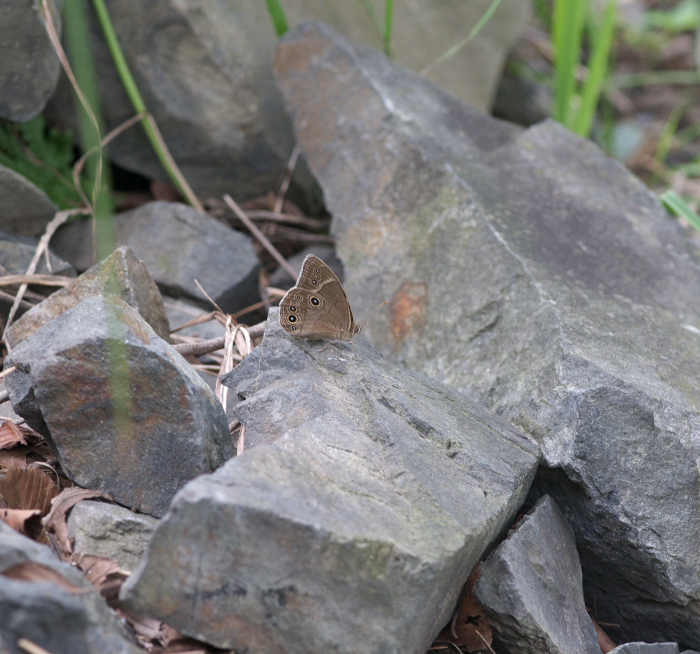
[
  {"left": 43, "top": 487, "right": 113, "bottom": 560},
  {"left": 593, "top": 617, "right": 618, "bottom": 653},
  {"left": 0, "top": 420, "right": 28, "bottom": 448},
  {"left": 435, "top": 564, "right": 493, "bottom": 653},
  {"left": 0, "top": 466, "right": 59, "bottom": 516},
  {"left": 0, "top": 507, "right": 42, "bottom": 538},
  {"left": 0, "top": 421, "right": 43, "bottom": 449},
  {"left": 2, "top": 560, "right": 88, "bottom": 594},
  {"left": 70, "top": 552, "right": 128, "bottom": 604},
  {"left": 119, "top": 605, "right": 188, "bottom": 649}
]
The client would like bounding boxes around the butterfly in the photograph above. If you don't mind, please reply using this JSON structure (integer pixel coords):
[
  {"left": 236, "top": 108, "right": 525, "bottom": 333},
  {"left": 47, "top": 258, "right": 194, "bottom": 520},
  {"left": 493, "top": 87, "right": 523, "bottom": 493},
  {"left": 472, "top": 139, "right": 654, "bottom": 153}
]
[{"left": 279, "top": 255, "right": 362, "bottom": 341}]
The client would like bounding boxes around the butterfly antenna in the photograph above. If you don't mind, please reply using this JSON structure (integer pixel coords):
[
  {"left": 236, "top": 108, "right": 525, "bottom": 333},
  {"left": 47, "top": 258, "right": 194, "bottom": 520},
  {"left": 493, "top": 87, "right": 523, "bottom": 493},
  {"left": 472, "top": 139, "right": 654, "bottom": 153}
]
[{"left": 359, "top": 300, "right": 388, "bottom": 325}]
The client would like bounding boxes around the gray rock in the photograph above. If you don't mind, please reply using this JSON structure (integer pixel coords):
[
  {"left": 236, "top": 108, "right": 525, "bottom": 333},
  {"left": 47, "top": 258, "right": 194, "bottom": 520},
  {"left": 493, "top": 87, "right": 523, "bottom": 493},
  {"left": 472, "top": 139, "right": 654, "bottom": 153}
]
[
  {"left": 0, "top": 166, "right": 58, "bottom": 237},
  {"left": 6, "top": 246, "right": 169, "bottom": 348},
  {"left": 120, "top": 308, "right": 540, "bottom": 653},
  {"left": 164, "top": 295, "right": 225, "bottom": 342},
  {"left": 46, "top": 1, "right": 312, "bottom": 203},
  {"left": 275, "top": 22, "right": 700, "bottom": 647},
  {"left": 4, "top": 295, "right": 233, "bottom": 517},
  {"left": 67, "top": 500, "right": 158, "bottom": 572},
  {"left": 51, "top": 201, "right": 260, "bottom": 313},
  {"left": 492, "top": 73, "right": 552, "bottom": 127},
  {"left": 267, "top": 0, "right": 530, "bottom": 112},
  {"left": 0, "top": 522, "right": 140, "bottom": 654},
  {"left": 610, "top": 645, "right": 679, "bottom": 654},
  {"left": 0, "top": 231, "right": 74, "bottom": 277},
  {"left": 0, "top": 3, "right": 62, "bottom": 121},
  {"left": 475, "top": 496, "right": 600, "bottom": 654}
]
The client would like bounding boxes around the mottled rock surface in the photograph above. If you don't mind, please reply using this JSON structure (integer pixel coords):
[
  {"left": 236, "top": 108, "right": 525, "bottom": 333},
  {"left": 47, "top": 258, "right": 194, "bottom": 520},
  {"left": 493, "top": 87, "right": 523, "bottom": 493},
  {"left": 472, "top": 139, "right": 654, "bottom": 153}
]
[
  {"left": 0, "top": 166, "right": 58, "bottom": 237},
  {"left": 475, "top": 496, "right": 600, "bottom": 654},
  {"left": 0, "top": 231, "right": 74, "bottom": 277},
  {"left": 4, "top": 295, "right": 232, "bottom": 517},
  {"left": 274, "top": 22, "right": 700, "bottom": 648},
  {"left": 46, "top": 1, "right": 307, "bottom": 202},
  {"left": 120, "top": 308, "right": 539, "bottom": 653},
  {"left": 67, "top": 500, "right": 158, "bottom": 571},
  {"left": 0, "top": 522, "right": 140, "bottom": 654},
  {"left": 6, "top": 246, "right": 169, "bottom": 347},
  {"left": 51, "top": 201, "right": 260, "bottom": 313},
  {"left": 0, "top": 3, "right": 62, "bottom": 121},
  {"left": 609, "top": 644, "right": 679, "bottom": 654}
]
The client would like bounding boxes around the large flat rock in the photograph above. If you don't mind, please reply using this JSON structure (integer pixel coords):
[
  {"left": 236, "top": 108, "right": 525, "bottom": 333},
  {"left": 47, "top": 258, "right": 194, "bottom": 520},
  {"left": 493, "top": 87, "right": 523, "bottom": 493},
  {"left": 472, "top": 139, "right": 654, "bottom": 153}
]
[
  {"left": 274, "top": 21, "right": 700, "bottom": 648},
  {"left": 120, "top": 308, "right": 539, "bottom": 653}
]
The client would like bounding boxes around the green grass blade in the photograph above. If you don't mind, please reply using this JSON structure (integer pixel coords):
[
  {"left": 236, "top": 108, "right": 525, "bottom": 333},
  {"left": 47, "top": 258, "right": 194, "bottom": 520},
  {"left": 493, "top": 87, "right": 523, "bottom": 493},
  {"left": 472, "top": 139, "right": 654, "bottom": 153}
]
[
  {"left": 90, "top": 0, "right": 202, "bottom": 211},
  {"left": 383, "top": 0, "right": 394, "bottom": 58},
  {"left": 572, "top": 0, "right": 617, "bottom": 137},
  {"left": 654, "top": 104, "right": 685, "bottom": 173},
  {"left": 356, "top": 0, "right": 384, "bottom": 41},
  {"left": 61, "top": 0, "right": 115, "bottom": 260},
  {"left": 421, "top": 0, "right": 504, "bottom": 75},
  {"left": 533, "top": 0, "right": 552, "bottom": 31},
  {"left": 552, "top": 0, "right": 587, "bottom": 126},
  {"left": 660, "top": 190, "right": 700, "bottom": 233},
  {"left": 265, "top": 0, "right": 290, "bottom": 36}
]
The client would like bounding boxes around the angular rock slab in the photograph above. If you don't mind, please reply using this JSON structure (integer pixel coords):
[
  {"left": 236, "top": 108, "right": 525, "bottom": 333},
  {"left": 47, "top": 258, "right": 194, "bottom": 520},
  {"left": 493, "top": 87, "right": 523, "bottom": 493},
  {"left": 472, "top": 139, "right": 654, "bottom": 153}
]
[
  {"left": 275, "top": 22, "right": 700, "bottom": 647},
  {"left": 4, "top": 295, "right": 232, "bottom": 517},
  {"left": 121, "top": 308, "right": 539, "bottom": 653},
  {"left": 51, "top": 201, "right": 260, "bottom": 313},
  {"left": 6, "top": 246, "right": 169, "bottom": 348},
  {"left": 0, "top": 231, "right": 74, "bottom": 277},
  {"left": 610, "top": 645, "right": 679, "bottom": 654},
  {"left": 0, "top": 522, "right": 140, "bottom": 654},
  {"left": 0, "top": 3, "right": 61, "bottom": 121},
  {"left": 475, "top": 496, "right": 600, "bottom": 654},
  {"left": 45, "top": 1, "right": 305, "bottom": 202},
  {"left": 67, "top": 500, "right": 159, "bottom": 572},
  {"left": 0, "top": 165, "right": 58, "bottom": 237}
]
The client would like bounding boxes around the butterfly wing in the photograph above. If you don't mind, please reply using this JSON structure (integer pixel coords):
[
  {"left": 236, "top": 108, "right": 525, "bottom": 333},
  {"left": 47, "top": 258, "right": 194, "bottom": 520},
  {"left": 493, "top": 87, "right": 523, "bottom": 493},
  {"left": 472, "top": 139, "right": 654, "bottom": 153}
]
[{"left": 280, "top": 255, "right": 358, "bottom": 340}]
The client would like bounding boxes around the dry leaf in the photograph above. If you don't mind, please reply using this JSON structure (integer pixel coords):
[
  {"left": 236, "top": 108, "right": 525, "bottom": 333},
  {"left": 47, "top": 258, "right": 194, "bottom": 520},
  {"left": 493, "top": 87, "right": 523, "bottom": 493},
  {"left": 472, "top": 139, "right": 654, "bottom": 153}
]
[
  {"left": 0, "top": 466, "right": 59, "bottom": 516},
  {"left": 2, "top": 561, "right": 85, "bottom": 593},
  {"left": 120, "top": 606, "right": 185, "bottom": 648},
  {"left": 436, "top": 564, "right": 493, "bottom": 653},
  {"left": 71, "top": 552, "right": 128, "bottom": 604},
  {"left": 0, "top": 420, "right": 28, "bottom": 448},
  {"left": 0, "top": 507, "right": 42, "bottom": 537},
  {"left": 43, "top": 487, "right": 113, "bottom": 559}
]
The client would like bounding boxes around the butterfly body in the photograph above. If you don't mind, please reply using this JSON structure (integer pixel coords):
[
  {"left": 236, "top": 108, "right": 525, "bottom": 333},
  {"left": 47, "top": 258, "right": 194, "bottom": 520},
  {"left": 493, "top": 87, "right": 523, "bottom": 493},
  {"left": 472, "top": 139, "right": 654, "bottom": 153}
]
[{"left": 280, "top": 255, "right": 361, "bottom": 341}]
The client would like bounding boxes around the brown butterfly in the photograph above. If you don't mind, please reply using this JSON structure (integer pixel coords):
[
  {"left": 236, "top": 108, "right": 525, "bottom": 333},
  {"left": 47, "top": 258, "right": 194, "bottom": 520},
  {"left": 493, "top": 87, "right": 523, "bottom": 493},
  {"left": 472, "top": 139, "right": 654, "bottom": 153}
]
[{"left": 279, "top": 255, "right": 361, "bottom": 341}]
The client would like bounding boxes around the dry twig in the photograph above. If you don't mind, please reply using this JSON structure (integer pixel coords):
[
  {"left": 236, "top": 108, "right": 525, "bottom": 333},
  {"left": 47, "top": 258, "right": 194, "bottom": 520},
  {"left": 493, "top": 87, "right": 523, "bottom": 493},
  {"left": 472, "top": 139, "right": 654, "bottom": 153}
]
[{"left": 223, "top": 194, "right": 297, "bottom": 279}]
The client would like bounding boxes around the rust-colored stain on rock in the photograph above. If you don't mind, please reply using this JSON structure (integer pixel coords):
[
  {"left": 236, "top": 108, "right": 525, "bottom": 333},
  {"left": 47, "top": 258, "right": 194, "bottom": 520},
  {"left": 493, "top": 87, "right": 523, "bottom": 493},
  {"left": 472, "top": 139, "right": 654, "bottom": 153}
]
[{"left": 390, "top": 281, "right": 428, "bottom": 346}]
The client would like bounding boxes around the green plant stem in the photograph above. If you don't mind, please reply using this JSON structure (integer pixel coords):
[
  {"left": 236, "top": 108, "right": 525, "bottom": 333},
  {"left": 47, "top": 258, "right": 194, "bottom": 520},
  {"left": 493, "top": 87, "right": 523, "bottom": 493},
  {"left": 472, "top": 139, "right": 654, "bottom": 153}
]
[
  {"left": 265, "top": 0, "right": 290, "bottom": 36},
  {"left": 552, "top": 0, "right": 587, "bottom": 126},
  {"left": 61, "top": 0, "right": 115, "bottom": 261},
  {"left": 383, "top": 0, "right": 394, "bottom": 57},
  {"left": 654, "top": 105, "right": 686, "bottom": 173},
  {"left": 357, "top": 0, "right": 384, "bottom": 44},
  {"left": 660, "top": 190, "right": 700, "bottom": 233},
  {"left": 612, "top": 70, "right": 700, "bottom": 88},
  {"left": 90, "top": 0, "right": 203, "bottom": 212},
  {"left": 420, "top": 0, "right": 504, "bottom": 75},
  {"left": 572, "top": 0, "right": 617, "bottom": 137}
]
